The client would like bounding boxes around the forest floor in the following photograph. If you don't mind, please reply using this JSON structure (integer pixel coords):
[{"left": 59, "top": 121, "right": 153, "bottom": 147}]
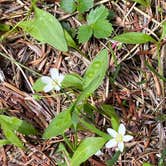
[{"left": 0, "top": 0, "right": 166, "bottom": 165}]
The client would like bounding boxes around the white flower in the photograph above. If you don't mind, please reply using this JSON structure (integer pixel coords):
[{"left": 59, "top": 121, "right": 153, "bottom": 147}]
[
  {"left": 41, "top": 68, "right": 64, "bottom": 92},
  {"left": 0, "top": 71, "right": 5, "bottom": 82},
  {"left": 95, "top": 150, "right": 104, "bottom": 156},
  {"left": 105, "top": 124, "right": 133, "bottom": 152}
]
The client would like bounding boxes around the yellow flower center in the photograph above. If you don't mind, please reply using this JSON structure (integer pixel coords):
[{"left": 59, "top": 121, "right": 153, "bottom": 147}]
[
  {"left": 115, "top": 134, "right": 123, "bottom": 143},
  {"left": 52, "top": 80, "right": 58, "bottom": 87}
]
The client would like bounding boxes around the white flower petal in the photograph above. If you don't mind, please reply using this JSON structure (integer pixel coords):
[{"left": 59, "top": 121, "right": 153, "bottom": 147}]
[
  {"left": 50, "top": 68, "right": 59, "bottom": 80},
  {"left": 107, "top": 128, "right": 118, "bottom": 138},
  {"left": 54, "top": 85, "right": 61, "bottom": 91},
  {"left": 41, "top": 76, "right": 52, "bottom": 84},
  {"left": 118, "top": 124, "right": 126, "bottom": 135},
  {"left": 123, "top": 135, "right": 133, "bottom": 142},
  {"left": 95, "top": 150, "right": 103, "bottom": 156},
  {"left": 105, "top": 139, "right": 117, "bottom": 148},
  {"left": 43, "top": 83, "right": 53, "bottom": 92},
  {"left": 118, "top": 142, "right": 124, "bottom": 152},
  {"left": 58, "top": 74, "right": 64, "bottom": 83}
]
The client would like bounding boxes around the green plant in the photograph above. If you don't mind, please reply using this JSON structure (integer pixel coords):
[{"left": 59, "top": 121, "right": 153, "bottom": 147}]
[
  {"left": 60, "top": 0, "right": 94, "bottom": 13},
  {"left": 19, "top": 7, "right": 68, "bottom": 51},
  {"left": 0, "top": 115, "right": 37, "bottom": 148},
  {"left": 78, "top": 5, "right": 113, "bottom": 43}
]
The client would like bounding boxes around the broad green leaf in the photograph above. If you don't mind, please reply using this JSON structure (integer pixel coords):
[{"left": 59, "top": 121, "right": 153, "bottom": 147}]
[
  {"left": 0, "top": 115, "right": 22, "bottom": 131},
  {"left": 161, "top": 22, "right": 166, "bottom": 39},
  {"left": 0, "top": 115, "right": 37, "bottom": 135},
  {"left": 1, "top": 124, "right": 23, "bottom": 148},
  {"left": 76, "top": 49, "right": 109, "bottom": 103},
  {"left": 83, "top": 49, "right": 108, "bottom": 90},
  {"left": 62, "top": 73, "right": 83, "bottom": 90},
  {"left": 132, "top": 0, "right": 150, "bottom": 7},
  {"left": 78, "top": 25, "right": 92, "bottom": 43},
  {"left": 93, "top": 19, "right": 113, "bottom": 38},
  {"left": 87, "top": 5, "right": 109, "bottom": 24},
  {"left": 100, "top": 105, "right": 120, "bottom": 131},
  {"left": 113, "top": 32, "right": 156, "bottom": 44},
  {"left": 19, "top": 7, "right": 68, "bottom": 51},
  {"left": 33, "top": 78, "right": 46, "bottom": 92},
  {"left": 64, "top": 30, "right": 77, "bottom": 48},
  {"left": 106, "top": 151, "right": 121, "bottom": 166},
  {"left": 0, "top": 139, "right": 10, "bottom": 147},
  {"left": 43, "top": 109, "right": 72, "bottom": 139},
  {"left": 60, "top": 0, "right": 76, "bottom": 13},
  {"left": 70, "top": 137, "right": 106, "bottom": 166},
  {"left": 77, "top": 0, "right": 94, "bottom": 13}
]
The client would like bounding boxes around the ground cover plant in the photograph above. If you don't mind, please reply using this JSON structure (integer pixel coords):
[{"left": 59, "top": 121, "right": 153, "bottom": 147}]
[{"left": 0, "top": 0, "right": 166, "bottom": 165}]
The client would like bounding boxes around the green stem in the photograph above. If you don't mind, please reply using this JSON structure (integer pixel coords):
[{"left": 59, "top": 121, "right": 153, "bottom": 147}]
[{"left": 80, "top": 119, "right": 110, "bottom": 140}]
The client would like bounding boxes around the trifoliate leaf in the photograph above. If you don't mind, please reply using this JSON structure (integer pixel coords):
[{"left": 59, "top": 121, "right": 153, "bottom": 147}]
[
  {"left": 93, "top": 19, "right": 113, "bottom": 38},
  {"left": 87, "top": 5, "right": 109, "bottom": 24},
  {"left": 78, "top": 5, "right": 113, "bottom": 43},
  {"left": 77, "top": 0, "right": 94, "bottom": 13},
  {"left": 78, "top": 25, "right": 92, "bottom": 43},
  {"left": 60, "top": 0, "right": 76, "bottom": 13},
  {"left": 60, "top": 0, "right": 93, "bottom": 13}
]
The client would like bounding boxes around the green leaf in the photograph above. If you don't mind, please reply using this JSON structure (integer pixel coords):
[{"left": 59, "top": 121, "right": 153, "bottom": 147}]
[
  {"left": 100, "top": 105, "right": 120, "bottom": 131},
  {"left": 0, "top": 139, "right": 10, "bottom": 147},
  {"left": 76, "top": 49, "right": 109, "bottom": 103},
  {"left": 132, "top": 0, "right": 150, "bottom": 7},
  {"left": 43, "top": 109, "right": 72, "bottom": 139},
  {"left": 161, "top": 22, "right": 166, "bottom": 39},
  {"left": 83, "top": 49, "right": 108, "bottom": 90},
  {"left": 62, "top": 73, "right": 83, "bottom": 90},
  {"left": 0, "top": 23, "right": 10, "bottom": 32},
  {"left": 0, "top": 115, "right": 37, "bottom": 135},
  {"left": 78, "top": 5, "right": 112, "bottom": 43},
  {"left": 80, "top": 119, "right": 110, "bottom": 139},
  {"left": 113, "top": 32, "right": 156, "bottom": 44},
  {"left": 87, "top": 5, "right": 109, "bottom": 24},
  {"left": 106, "top": 151, "right": 121, "bottom": 166},
  {"left": 19, "top": 7, "right": 68, "bottom": 51},
  {"left": 57, "top": 143, "right": 71, "bottom": 159},
  {"left": 1, "top": 124, "right": 23, "bottom": 148},
  {"left": 78, "top": 25, "right": 92, "bottom": 43},
  {"left": 0, "top": 115, "right": 22, "bottom": 131},
  {"left": 142, "top": 163, "right": 152, "bottom": 166},
  {"left": 60, "top": 0, "right": 76, "bottom": 13},
  {"left": 93, "top": 19, "right": 113, "bottom": 38},
  {"left": 64, "top": 30, "right": 77, "bottom": 48},
  {"left": 70, "top": 137, "right": 106, "bottom": 166},
  {"left": 33, "top": 78, "right": 46, "bottom": 92},
  {"left": 60, "top": 0, "right": 93, "bottom": 13},
  {"left": 17, "top": 121, "right": 37, "bottom": 135},
  {"left": 77, "top": 0, "right": 93, "bottom": 13}
]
